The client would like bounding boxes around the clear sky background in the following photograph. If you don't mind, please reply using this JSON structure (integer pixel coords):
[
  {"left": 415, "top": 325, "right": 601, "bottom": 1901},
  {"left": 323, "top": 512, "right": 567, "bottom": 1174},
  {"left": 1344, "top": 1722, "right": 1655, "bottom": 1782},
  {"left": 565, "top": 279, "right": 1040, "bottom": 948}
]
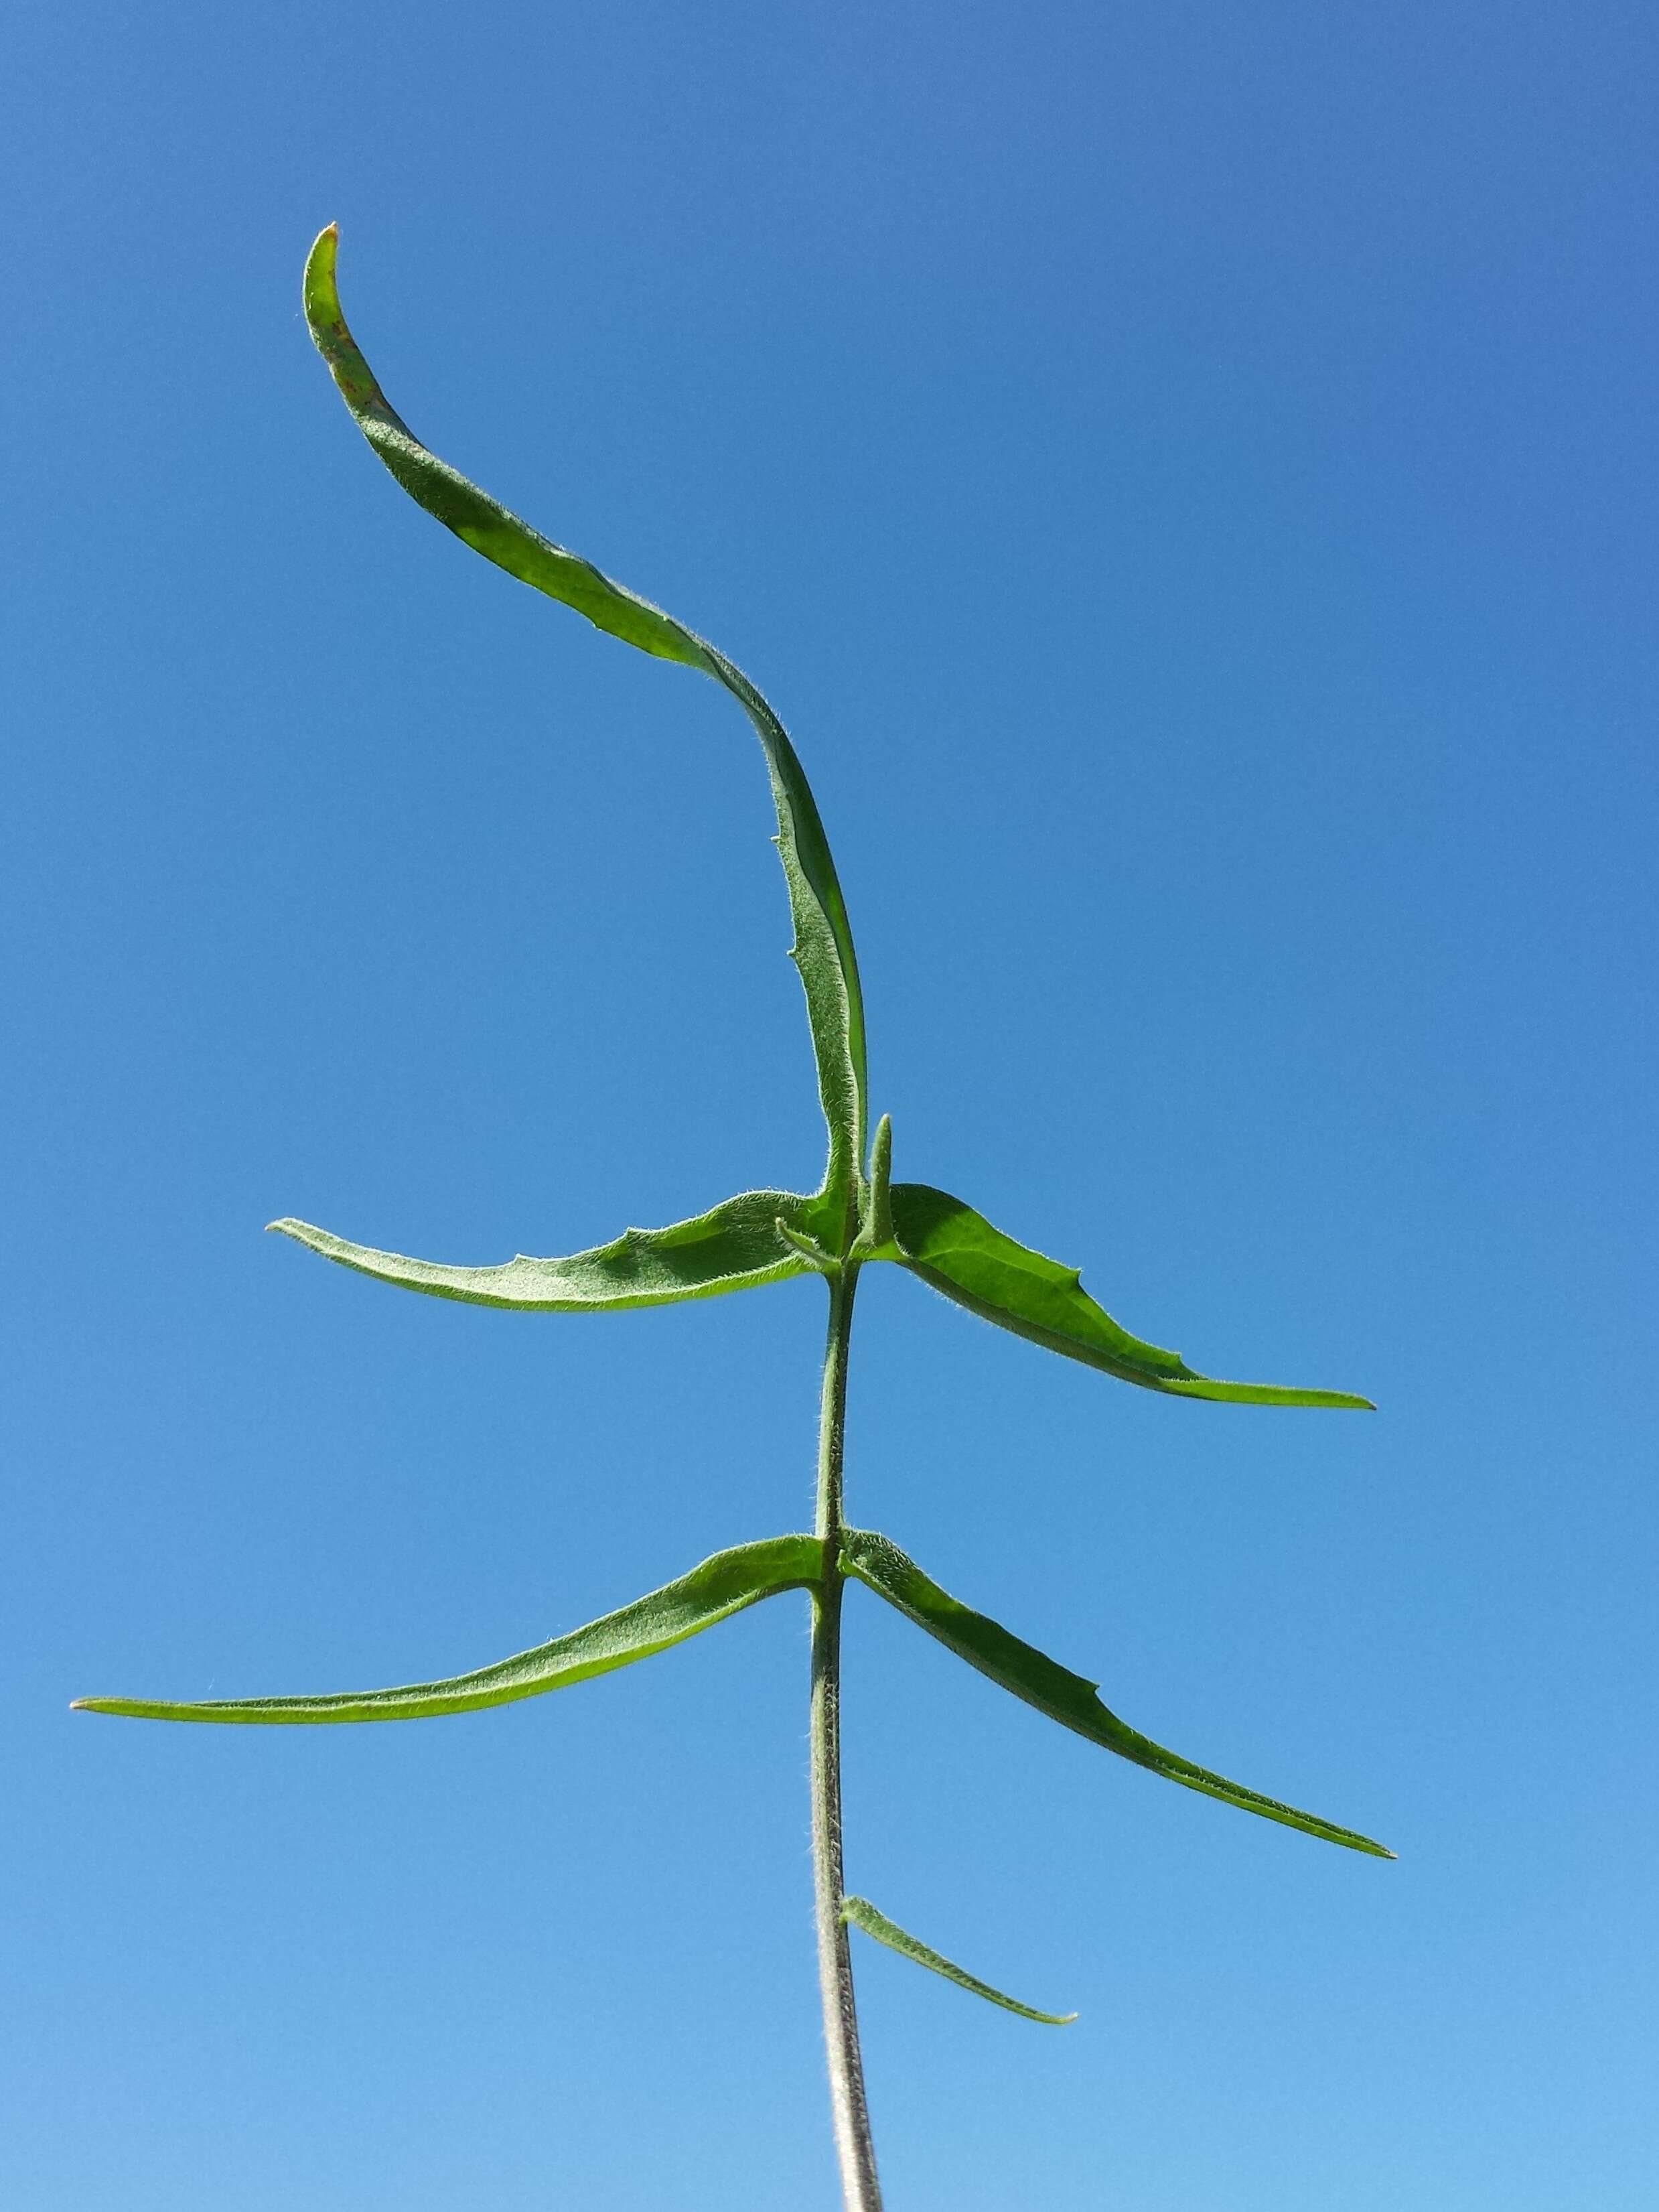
[{"left": 3, "top": 6, "right": 1655, "bottom": 2207}]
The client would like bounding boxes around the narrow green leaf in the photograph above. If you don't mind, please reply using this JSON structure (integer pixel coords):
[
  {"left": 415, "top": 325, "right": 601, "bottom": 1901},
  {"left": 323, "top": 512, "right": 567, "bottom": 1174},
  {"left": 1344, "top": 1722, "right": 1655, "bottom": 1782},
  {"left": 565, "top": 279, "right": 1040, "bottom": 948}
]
[
  {"left": 303, "top": 226, "right": 867, "bottom": 1222},
  {"left": 884, "top": 1183, "right": 1374, "bottom": 1408},
  {"left": 841, "top": 1894, "right": 1076, "bottom": 2025},
  {"left": 841, "top": 1529, "right": 1392, "bottom": 1857},
  {"left": 72, "top": 1535, "right": 820, "bottom": 1725},
  {"left": 268, "top": 1188, "right": 820, "bottom": 1312}
]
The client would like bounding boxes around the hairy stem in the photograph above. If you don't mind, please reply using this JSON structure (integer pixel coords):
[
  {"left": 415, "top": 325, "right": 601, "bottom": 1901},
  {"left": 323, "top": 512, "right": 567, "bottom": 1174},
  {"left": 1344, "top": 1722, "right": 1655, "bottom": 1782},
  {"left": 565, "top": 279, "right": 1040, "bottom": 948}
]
[{"left": 810, "top": 1263, "right": 883, "bottom": 2212}]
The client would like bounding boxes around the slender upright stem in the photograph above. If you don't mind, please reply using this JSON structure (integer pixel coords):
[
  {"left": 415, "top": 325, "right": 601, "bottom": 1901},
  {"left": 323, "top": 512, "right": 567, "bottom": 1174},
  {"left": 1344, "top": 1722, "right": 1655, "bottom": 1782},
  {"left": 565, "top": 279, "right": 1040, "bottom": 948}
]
[{"left": 810, "top": 1261, "right": 883, "bottom": 2212}]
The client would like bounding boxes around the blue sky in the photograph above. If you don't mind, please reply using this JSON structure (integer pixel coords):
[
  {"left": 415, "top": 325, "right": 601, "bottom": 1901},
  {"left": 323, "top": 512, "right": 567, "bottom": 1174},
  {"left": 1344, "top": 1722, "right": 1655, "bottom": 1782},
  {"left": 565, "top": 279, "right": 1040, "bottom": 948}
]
[{"left": 3, "top": 5, "right": 1655, "bottom": 2206}]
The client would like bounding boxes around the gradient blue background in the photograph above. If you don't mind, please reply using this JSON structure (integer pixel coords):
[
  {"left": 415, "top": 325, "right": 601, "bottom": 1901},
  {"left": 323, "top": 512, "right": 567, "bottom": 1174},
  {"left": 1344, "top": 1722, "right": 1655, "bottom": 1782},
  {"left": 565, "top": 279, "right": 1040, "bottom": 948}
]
[{"left": 4, "top": 6, "right": 1655, "bottom": 2205}]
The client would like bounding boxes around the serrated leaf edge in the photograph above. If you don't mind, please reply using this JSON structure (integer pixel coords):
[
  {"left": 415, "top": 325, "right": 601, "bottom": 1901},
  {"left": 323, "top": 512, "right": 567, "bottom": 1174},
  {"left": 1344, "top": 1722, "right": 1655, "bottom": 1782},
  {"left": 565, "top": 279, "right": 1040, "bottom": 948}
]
[
  {"left": 882, "top": 1183, "right": 1375, "bottom": 1409},
  {"left": 266, "top": 1188, "right": 821, "bottom": 1312}
]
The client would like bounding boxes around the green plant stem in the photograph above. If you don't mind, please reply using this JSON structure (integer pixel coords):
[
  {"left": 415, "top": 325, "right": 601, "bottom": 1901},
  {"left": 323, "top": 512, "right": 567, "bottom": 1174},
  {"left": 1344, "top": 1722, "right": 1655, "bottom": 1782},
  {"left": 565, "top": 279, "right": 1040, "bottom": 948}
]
[{"left": 810, "top": 1261, "right": 883, "bottom": 2212}]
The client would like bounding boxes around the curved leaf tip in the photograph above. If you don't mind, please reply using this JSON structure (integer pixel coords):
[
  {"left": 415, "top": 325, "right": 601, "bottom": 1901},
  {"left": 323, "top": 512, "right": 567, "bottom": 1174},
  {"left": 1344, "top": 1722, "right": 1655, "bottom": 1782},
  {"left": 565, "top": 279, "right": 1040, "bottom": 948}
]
[
  {"left": 299, "top": 226, "right": 868, "bottom": 1213},
  {"left": 303, "top": 223, "right": 387, "bottom": 421}
]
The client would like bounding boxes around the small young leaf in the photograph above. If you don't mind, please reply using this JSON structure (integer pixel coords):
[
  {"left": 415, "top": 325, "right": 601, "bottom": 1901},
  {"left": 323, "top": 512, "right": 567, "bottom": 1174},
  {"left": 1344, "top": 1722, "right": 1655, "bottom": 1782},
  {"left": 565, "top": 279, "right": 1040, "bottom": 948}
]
[
  {"left": 73, "top": 1535, "right": 820, "bottom": 1725},
  {"left": 883, "top": 1184, "right": 1374, "bottom": 1408},
  {"left": 303, "top": 226, "right": 867, "bottom": 1225},
  {"left": 269, "top": 1188, "right": 820, "bottom": 1312},
  {"left": 853, "top": 1113, "right": 896, "bottom": 1256},
  {"left": 841, "top": 1895, "right": 1076, "bottom": 2024},
  {"left": 774, "top": 1219, "right": 841, "bottom": 1273},
  {"left": 841, "top": 1529, "right": 1392, "bottom": 1856}
]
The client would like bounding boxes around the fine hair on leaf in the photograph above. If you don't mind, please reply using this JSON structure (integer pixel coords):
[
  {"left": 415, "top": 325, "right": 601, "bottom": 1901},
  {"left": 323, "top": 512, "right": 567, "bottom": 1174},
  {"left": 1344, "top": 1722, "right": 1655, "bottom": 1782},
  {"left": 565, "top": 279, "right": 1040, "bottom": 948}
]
[{"left": 76, "top": 225, "right": 1388, "bottom": 2212}]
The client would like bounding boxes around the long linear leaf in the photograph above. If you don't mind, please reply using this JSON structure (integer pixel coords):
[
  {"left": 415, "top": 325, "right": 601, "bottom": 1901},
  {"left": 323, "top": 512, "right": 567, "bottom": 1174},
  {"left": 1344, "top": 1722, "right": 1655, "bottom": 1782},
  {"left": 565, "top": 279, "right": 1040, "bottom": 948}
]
[
  {"left": 303, "top": 226, "right": 866, "bottom": 1223},
  {"left": 841, "top": 1529, "right": 1391, "bottom": 1857},
  {"left": 73, "top": 1535, "right": 820, "bottom": 1726},
  {"left": 269, "top": 1188, "right": 818, "bottom": 1313},
  {"left": 885, "top": 1183, "right": 1374, "bottom": 1408},
  {"left": 841, "top": 1895, "right": 1076, "bottom": 2025}
]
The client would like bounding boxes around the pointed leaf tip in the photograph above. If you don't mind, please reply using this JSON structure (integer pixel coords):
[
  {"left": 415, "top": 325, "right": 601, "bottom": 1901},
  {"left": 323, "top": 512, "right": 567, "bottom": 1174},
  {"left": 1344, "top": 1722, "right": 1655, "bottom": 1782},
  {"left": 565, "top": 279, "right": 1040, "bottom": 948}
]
[
  {"left": 72, "top": 1533, "right": 820, "bottom": 1725},
  {"left": 267, "top": 1190, "right": 819, "bottom": 1312},
  {"left": 884, "top": 1183, "right": 1372, "bottom": 1407},
  {"left": 842, "top": 1529, "right": 1392, "bottom": 1858},
  {"left": 841, "top": 1896, "right": 1075, "bottom": 2024}
]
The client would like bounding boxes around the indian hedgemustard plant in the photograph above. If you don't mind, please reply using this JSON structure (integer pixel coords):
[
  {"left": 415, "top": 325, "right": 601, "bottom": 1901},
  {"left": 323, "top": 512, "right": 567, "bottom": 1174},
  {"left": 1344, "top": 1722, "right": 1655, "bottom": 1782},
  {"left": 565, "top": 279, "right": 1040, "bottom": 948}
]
[{"left": 75, "top": 226, "right": 1390, "bottom": 2211}]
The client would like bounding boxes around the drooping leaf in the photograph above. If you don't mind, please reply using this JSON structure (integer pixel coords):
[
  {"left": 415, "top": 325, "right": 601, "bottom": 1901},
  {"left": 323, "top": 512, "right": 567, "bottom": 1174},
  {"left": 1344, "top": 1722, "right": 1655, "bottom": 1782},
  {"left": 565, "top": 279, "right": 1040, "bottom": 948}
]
[
  {"left": 269, "top": 1188, "right": 821, "bottom": 1312},
  {"left": 73, "top": 1535, "right": 820, "bottom": 1725},
  {"left": 303, "top": 226, "right": 867, "bottom": 1225},
  {"left": 841, "top": 1529, "right": 1391, "bottom": 1856},
  {"left": 841, "top": 1894, "right": 1075, "bottom": 2025},
  {"left": 884, "top": 1183, "right": 1374, "bottom": 1409}
]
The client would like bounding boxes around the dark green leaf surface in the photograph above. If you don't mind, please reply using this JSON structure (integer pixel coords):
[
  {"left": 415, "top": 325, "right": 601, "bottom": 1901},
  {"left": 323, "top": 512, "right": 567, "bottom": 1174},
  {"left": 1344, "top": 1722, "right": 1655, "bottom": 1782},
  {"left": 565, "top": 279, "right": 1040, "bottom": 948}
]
[
  {"left": 269, "top": 1188, "right": 820, "bottom": 1312},
  {"left": 303, "top": 226, "right": 867, "bottom": 1221},
  {"left": 886, "top": 1183, "right": 1374, "bottom": 1408},
  {"left": 73, "top": 1535, "right": 820, "bottom": 1725},
  {"left": 842, "top": 1895, "right": 1076, "bottom": 2024},
  {"left": 842, "top": 1529, "right": 1391, "bottom": 1856}
]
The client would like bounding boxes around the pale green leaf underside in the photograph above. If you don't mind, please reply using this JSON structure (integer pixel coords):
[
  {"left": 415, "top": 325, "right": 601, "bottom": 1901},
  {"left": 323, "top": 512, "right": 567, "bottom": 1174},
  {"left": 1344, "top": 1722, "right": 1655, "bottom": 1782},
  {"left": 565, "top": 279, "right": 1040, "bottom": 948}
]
[
  {"left": 842, "top": 1894, "right": 1076, "bottom": 2025},
  {"left": 268, "top": 1188, "right": 819, "bottom": 1312},
  {"left": 72, "top": 1535, "right": 820, "bottom": 1725},
  {"left": 886, "top": 1183, "right": 1374, "bottom": 1409},
  {"left": 303, "top": 226, "right": 866, "bottom": 1215},
  {"left": 841, "top": 1529, "right": 1391, "bottom": 1857}
]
